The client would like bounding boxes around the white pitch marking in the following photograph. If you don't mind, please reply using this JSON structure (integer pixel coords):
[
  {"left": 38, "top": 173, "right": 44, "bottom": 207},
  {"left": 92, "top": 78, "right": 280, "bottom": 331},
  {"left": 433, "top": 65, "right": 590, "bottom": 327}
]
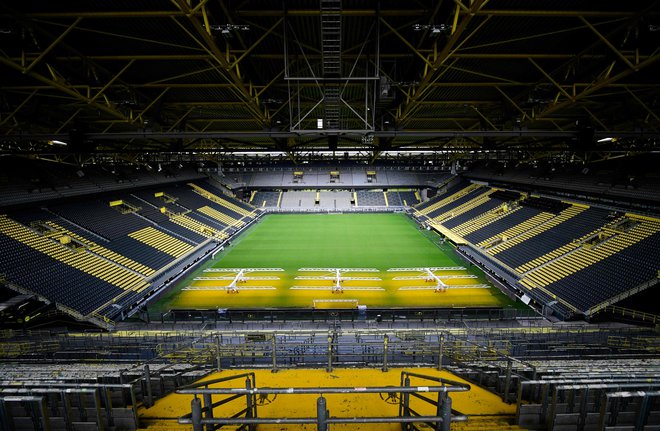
[
  {"left": 290, "top": 286, "right": 385, "bottom": 291},
  {"left": 398, "top": 284, "right": 490, "bottom": 291},
  {"left": 183, "top": 286, "right": 277, "bottom": 291}
]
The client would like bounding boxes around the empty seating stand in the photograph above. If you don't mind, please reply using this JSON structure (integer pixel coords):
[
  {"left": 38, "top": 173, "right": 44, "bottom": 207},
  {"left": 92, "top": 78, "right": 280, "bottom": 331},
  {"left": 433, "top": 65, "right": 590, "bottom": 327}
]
[
  {"left": 397, "top": 190, "right": 420, "bottom": 206},
  {"left": 441, "top": 195, "right": 504, "bottom": 229},
  {"left": 51, "top": 201, "right": 152, "bottom": 241},
  {"left": 0, "top": 231, "right": 124, "bottom": 316},
  {"left": 513, "top": 359, "right": 660, "bottom": 430},
  {"left": 529, "top": 230, "right": 660, "bottom": 313},
  {"left": 464, "top": 206, "right": 542, "bottom": 245},
  {"left": 251, "top": 191, "right": 281, "bottom": 207},
  {"left": 495, "top": 207, "right": 609, "bottom": 271},
  {"left": 415, "top": 181, "right": 474, "bottom": 213},
  {"left": 356, "top": 190, "right": 386, "bottom": 206}
]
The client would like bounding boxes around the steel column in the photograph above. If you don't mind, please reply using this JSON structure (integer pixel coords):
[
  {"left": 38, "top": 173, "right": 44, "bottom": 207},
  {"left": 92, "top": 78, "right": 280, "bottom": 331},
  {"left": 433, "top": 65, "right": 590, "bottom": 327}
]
[
  {"left": 317, "top": 396, "right": 328, "bottom": 431},
  {"left": 191, "top": 397, "right": 203, "bottom": 431},
  {"left": 143, "top": 365, "right": 153, "bottom": 408},
  {"left": 382, "top": 334, "right": 389, "bottom": 372}
]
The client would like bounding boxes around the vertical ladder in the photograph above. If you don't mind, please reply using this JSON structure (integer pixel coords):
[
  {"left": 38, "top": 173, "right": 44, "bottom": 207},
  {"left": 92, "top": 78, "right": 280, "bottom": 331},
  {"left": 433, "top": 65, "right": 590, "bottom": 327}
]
[{"left": 321, "top": 0, "right": 341, "bottom": 129}]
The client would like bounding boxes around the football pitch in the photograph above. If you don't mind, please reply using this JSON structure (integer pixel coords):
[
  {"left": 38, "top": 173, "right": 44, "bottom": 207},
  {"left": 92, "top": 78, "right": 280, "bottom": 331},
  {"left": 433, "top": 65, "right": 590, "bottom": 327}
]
[{"left": 154, "top": 213, "right": 516, "bottom": 311}]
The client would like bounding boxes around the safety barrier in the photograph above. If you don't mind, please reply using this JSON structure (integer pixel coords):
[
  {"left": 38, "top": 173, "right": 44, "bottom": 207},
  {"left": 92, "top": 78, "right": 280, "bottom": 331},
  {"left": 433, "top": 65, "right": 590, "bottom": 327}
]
[{"left": 177, "top": 371, "right": 469, "bottom": 431}]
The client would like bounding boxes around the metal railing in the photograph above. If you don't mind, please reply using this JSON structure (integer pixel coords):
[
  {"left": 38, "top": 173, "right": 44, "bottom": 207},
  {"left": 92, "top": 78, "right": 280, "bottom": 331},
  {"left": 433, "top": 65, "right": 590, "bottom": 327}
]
[{"left": 177, "top": 371, "right": 469, "bottom": 431}]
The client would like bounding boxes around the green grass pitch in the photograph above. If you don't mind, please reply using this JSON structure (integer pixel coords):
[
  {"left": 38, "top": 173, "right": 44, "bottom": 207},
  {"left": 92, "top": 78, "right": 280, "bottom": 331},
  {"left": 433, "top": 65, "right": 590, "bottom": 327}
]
[{"left": 153, "top": 213, "right": 517, "bottom": 311}]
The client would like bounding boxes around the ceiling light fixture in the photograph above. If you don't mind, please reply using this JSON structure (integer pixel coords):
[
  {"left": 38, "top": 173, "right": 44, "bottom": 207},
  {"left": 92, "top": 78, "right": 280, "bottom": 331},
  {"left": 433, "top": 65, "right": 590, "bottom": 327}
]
[
  {"left": 206, "top": 24, "right": 250, "bottom": 38},
  {"left": 412, "top": 24, "right": 451, "bottom": 35}
]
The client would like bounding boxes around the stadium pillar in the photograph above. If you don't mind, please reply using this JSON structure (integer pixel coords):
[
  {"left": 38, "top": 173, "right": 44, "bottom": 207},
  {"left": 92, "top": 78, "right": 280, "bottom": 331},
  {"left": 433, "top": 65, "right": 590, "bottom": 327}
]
[
  {"left": 402, "top": 376, "right": 411, "bottom": 429},
  {"left": 203, "top": 393, "right": 214, "bottom": 431},
  {"left": 271, "top": 336, "right": 278, "bottom": 372},
  {"left": 326, "top": 333, "right": 333, "bottom": 372},
  {"left": 439, "top": 391, "right": 452, "bottom": 431},
  {"left": 245, "top": 378, "right": 255, "bottom": 431},
  {"left": 382, "top": 334, "right": 389, "bottom": 372},
  {"left": 437, "top": 335, "right": 444, "bottom": 371},
  {"left": 317, "top": 396, "right": 328, "bottom": 431},
  {"left": 143, "top": 365, "right": 153, "bottom": 408},
  {"left": 0, "top": 399, "right": 10, "bottom": 431},
  {"left": 503, "top": 359, "right": 513, "bottom": 403},
  {"left": 215, "top": 336, "right": 222, "bottom": 372},
  {"left": 61, "top": 391, "right": 73, "bottom": 431},
  {"left": 635, "top": 393, "right": 653, "bottom": 431}
]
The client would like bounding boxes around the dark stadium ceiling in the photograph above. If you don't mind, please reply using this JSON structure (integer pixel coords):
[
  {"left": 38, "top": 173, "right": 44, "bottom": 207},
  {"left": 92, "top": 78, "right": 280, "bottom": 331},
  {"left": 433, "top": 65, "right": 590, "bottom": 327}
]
[{"left": 0, "top": 0, "right": 659, "bottom": 162}]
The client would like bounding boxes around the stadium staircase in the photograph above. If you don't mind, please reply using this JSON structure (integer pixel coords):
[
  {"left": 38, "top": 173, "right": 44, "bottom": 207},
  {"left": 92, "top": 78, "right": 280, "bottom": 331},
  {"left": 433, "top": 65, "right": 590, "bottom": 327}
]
[
  {"left": 476, "top": 210, "right": 554, "bottom": 249},
  {"left": 452, "top": 203, "right": 520, "bottom": 238},
  {"left": 168, "top": 213, "right": 227, "bottom": 240},
  {"left": 128, "top": 227, "right": 194, "bottom": 258},
  {"left": 187, "top": 183, "right": 256, "bottom": 219},
  {"left": 432, "top": 188, "right": 496, "bottom": 223},
  {"left": 197, "top": 205, "right": 245, "bottom": 228}
]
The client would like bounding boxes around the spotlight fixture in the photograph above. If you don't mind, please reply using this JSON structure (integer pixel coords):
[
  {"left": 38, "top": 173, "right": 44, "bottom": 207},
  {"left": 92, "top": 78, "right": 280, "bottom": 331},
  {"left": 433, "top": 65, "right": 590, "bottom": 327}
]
[
  {"left": 412, "top": 24, "right": 451, "bottom": 35},
  {"left": 362, "top": 134, "right": 374, "bottom": 145},
  {"left": 391, "top": 80, "right": 419, "bottom": 88},
  {"left": 206, "top": 24, "right": 250, "bottom": 37}
]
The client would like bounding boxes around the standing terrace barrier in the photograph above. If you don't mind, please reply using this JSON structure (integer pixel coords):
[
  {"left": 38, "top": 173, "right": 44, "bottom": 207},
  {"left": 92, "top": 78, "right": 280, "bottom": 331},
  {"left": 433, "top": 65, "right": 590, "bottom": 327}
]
[{"left": 177, "top": 371, "right": 470, "bottom": 431}]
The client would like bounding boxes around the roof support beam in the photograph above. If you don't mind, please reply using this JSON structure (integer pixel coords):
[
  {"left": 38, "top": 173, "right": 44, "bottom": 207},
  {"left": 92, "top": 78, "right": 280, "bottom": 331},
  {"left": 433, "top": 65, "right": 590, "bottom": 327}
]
[
  {"left": 582, "top": 106, "right": 609, "bottom": 131},
  {"left": 528, "top": 58, "right": 574, "bottom": 101},
  {"left": 55, "top": 108, "right": 82, "bottom": 134},
  {"left": 539, "top": 52, "right": 660, "bottom": 118},
  {"left": 625, "top": 87, "right": 660, "bottom": 123},
  {"left": 470, "top": 106, "right": 499, "bottom": 130},
  {"left": 469, "top": 10, "right": 656, "bottom": 17},
  {"left": 379, "top": 18, "right": 435, "bottom": 69},
  {"left": 495, "top": 86, "right": 530, "bottom": 122},
  {"left": 230, "top": 17, "right": 283, "bottom": 68},
  {"left": 170, "top": 0, "right": 269, "bottom": 125},
  {"left": 89, "top": 60, "right": 135, "bottom": 103},
  {"left": 0, "top": 57, "right": 131, "bottom": 122},
  {"left": 23, "top": 17, "right": 82, "bottom": 73},
  {"left": 0, "top": 89, "right": 38, "bottom": 128},
  {"left": 395, "top": 0, "right": 488, "bottom": 124},
  {"left": 12, "top": 129, "right": 660, "bottom": 142},
  {"left": 235, "top": 9, "right": 428, "bottom": 17},
  {"left": 167, "top": 107, "right": 195, "bottom": 132},
  {"left": 135, "top": 88, "right": 170, "bottom": 125},
  {"left": 578, "top": 16, "right": 637, "bottom": 70},
  {"left": 10, "top": 11, "right": 200, "bottom": 18}
]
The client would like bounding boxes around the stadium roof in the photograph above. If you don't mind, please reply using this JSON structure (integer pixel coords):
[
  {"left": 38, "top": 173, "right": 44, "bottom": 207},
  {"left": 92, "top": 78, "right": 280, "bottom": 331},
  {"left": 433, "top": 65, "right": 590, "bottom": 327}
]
[{"left": 1, "top": 1, "right": 659, "bottom": 161}]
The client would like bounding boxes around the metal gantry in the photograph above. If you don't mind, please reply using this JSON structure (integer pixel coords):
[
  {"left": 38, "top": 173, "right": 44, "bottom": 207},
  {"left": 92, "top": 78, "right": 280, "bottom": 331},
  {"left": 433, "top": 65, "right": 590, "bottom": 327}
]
[{"left": 0, "top": 2, "right": 658, "bottom": 160}]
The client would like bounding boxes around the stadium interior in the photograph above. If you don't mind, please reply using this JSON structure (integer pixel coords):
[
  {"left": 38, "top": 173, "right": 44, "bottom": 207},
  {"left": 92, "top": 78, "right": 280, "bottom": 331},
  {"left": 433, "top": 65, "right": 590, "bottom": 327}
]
[{"left": 0, "top": 1, "right": 659, "bottom": 430}]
